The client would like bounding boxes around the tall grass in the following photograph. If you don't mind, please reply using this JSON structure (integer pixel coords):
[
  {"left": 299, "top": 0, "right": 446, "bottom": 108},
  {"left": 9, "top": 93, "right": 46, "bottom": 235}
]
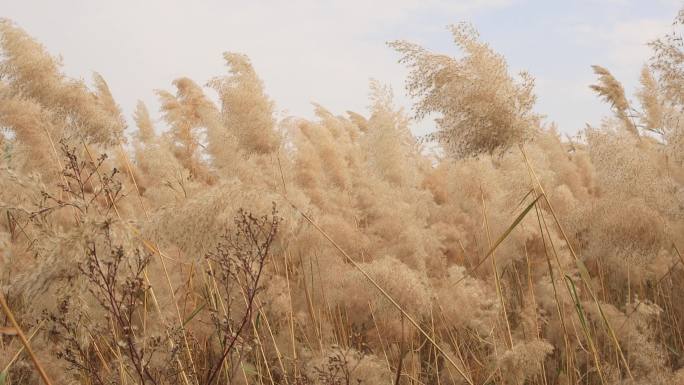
[{"left": 0, "top": 11, "right": 683, "bottom": 385}]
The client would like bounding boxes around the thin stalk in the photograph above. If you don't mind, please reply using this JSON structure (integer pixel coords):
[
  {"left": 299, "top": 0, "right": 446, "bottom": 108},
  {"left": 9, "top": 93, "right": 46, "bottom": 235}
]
[
  {"left": 1, "top": 320, "right": 44, "bottom": 374},
  {"left": 282, "top": 196, "right": 475, "bottom": 385},
  {"left": 0, "top": 293, "right": 52, "bottom": 385},
  {"left": 480, "top": 188, "right": 513, "bottom": 349},
  {"left": 519, "top": 144, "right": 633, "bottom": 380}
]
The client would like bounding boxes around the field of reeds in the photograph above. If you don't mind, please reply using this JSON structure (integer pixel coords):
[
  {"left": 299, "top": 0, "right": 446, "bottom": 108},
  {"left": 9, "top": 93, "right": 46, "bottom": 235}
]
[{"left": 0, "top": 9, "right": 683, "bottom": 385}]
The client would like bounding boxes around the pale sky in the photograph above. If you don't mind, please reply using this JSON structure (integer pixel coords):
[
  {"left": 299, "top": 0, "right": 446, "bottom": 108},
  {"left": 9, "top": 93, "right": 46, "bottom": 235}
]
[{"left": 3, "top": 0, "right": 683, "bottom": 136}]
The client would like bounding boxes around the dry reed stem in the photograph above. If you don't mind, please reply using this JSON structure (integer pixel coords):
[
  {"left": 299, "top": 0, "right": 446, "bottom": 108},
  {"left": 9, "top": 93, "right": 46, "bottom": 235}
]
[
  {"left": 282, "top": 196, "right": 475, "bottom": 385},
  {"left": 480, "top": 188, "right": 514, "bottom": 349},
  {"left": 519, "top": 144, "right": 633, "bottom": 381},
  {"left": 255, "top": 299, "right": 290, "bottom": 385},
  {"left": 1, "top": 320, "right": 43, "bottom": 374},
  {"left": 455, "top": 194, "right": 543, "bottom": 285},
  {"left": 82, "top": 139, "right": 197, "bottom": 385},
  {"left": 435, "top": 304, "right": 471, "bottom": 380},
  {"left": 368, "top": 302, "right": 393, "bottom": 377},
  {"left": 283, "top": 252, "right": 299, "bottom": 380},
  {"left": 249, "top": 303, "right": 276, "bottom": 385},
  {"left": 0, "top": 293, "right": 52, "bottom": 385}
]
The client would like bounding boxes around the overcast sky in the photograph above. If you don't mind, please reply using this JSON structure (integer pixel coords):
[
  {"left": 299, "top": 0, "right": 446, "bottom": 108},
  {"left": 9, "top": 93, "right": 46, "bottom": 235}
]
[{"left": 3, "top": 0, "right": 683, "bottom": 136}]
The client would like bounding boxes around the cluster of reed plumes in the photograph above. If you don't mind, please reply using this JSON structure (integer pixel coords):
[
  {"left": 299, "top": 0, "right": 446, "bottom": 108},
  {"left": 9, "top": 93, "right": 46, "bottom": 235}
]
[{"left": 0, "top": 9, "right": 683, "bottom": 385}]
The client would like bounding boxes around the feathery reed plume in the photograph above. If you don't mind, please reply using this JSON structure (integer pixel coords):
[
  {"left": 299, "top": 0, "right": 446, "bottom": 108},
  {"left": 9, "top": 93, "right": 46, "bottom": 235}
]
[
  {"left": 133, "top": 101, "right": 156, "bottom": 144},
  {"left": 0, "top": 19, "right": 123, "bottom": 145},
  {"left": 636, "top": 66, "right": 664, "bottom": 136},
  {"left": 590, "top": 65, "right": 638, "bottom": 136},
  {"left": 208, "top": 52, "right": 279, "bottom": 157},
  {"left": 389, "top": 22, "right": 539, "bottom": 157}
]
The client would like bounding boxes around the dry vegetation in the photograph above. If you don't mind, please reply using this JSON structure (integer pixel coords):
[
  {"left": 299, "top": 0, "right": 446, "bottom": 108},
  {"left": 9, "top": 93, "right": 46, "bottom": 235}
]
[{"left": 0, "top": 9, "right": 683, "bottom": 385}]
